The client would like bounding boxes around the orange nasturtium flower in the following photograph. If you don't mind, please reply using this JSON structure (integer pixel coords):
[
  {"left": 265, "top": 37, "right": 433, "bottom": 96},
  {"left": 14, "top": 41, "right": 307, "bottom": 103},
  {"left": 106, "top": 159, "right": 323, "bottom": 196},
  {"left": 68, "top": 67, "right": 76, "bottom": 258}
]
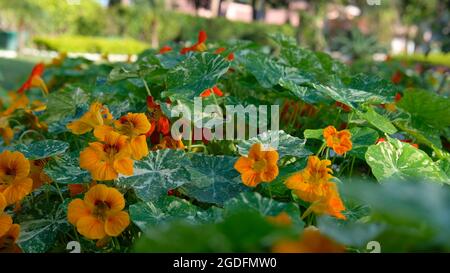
[
  {"left": 94, "top": 113, "right": 151, "bottom": 160},
  {"left": 50, "top": 52, "right": 67, "bottom": 67},
  {"left": 200, "top": 86, "right": 223, "bottom": 98},
  {"left": 0, "top": 117, "right": 13, "bottom": 145},
  {"left": 0, "top": 221, "right": 21, "bottom": 253},
  {"left": 323, "top": 125, "right": 352, "bottom": 155},
  {"left": 113, "top": 113, "right": 151, "bottom": 160},
  {"left": 159, "top": 45, "right": 172, "bottom": 54},
  {"left": 153, "top": 136, "right": 185, "bottom": 151},
  {"left": 285, "top": 156, "right": 333, "bottom": 202},
  {"left": 0, "top": 151, "right": 33, "bottom": 205},
  {"left": 67, "top": 102, "right": 113, "bottom": 135},
  {"left": 214, "top": 47, "right": 235, "bottom": 61},
  {"left": 68, "top": 184, "right": 130, "bottom": 240},
  {"left": 0, "top": 193, "right": 12, "bottom": 237},
  {"left": 309, "top": 184, "right": 346, "bottom": 220},
  {"left": 180, "top": 30, "right": 207, "bottom": 54},
  {"left": 29, "top": 159, "right": 52, "bottom": 190},
  {"left": 146, "top": 96, "right": 171, "bottom": 139},
  {"left": 267, "top": 212, "right": 292, "bottom": 227},
  {"left": 285, "top": 155, "right": 346, "bottom": 220},
  {"left": 234, "top": 143, "right": 279, "bottom": 187},
  {"left": 272, "top": 226, "right": 345, "bottom": 253},
  {"left": 80, "top": 131, "right": 134, "bottom": 181},
  {"left": 17, "top": 63, "right": 48, "bottom": 95}
]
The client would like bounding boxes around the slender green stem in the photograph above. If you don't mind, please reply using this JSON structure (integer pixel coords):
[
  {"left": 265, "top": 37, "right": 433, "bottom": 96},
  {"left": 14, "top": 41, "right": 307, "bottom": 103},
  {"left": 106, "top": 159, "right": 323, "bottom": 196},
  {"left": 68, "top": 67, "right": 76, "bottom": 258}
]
[
  {"left": 142, "top": 78, "right": 152, "bottom": 96},
  {"left": 54, "top": 182, "right": 65, "bottom": 203},
  {"left": 349, "top": 156, "right": 356, "bottom": 178},
  {"left": 316, "top": 142, "right": 326, "bottom": 157}
]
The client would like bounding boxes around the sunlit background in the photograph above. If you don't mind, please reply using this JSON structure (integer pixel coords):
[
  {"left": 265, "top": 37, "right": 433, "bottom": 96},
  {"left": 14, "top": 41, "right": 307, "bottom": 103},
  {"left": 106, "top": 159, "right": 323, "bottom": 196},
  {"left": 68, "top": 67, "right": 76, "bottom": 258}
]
[{"left": 0, "top": 0, "right": 449, "bottom": 90}]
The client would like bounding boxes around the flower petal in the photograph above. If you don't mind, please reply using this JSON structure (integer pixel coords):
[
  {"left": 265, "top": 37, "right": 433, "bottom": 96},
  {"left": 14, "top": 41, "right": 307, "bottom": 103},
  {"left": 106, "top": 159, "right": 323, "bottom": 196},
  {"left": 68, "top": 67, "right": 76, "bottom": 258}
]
[
  {"left": 105, "top": 211, "right": 130, "bottom": 237},
  {"left": 67, "top": 199, "right": 91, "bottom": 225},
  {"left": 0, "top": 213, "right": 13, "bottom": 238},
  {"left": 76, "top": 215, "right": 107, "bottom": 240}
]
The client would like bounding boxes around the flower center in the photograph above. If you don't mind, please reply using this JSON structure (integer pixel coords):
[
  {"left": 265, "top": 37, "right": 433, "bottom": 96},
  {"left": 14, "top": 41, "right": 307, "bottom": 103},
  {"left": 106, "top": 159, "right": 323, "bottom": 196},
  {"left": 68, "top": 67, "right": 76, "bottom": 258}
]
[
  {"left": 93, "top": 200, "right": 111, "bottom": 220},
  {"left": 0, "top": 168, "right": 16, "bottom": 186},
  {"left": 252, "top": 159, "right": 267, "bottom": 172},
  {"left": 332, "top": 136, "right": 341, "bottom": 145},
  {"left": 104, "top": 144, "right": 119, "bottom": 157}
]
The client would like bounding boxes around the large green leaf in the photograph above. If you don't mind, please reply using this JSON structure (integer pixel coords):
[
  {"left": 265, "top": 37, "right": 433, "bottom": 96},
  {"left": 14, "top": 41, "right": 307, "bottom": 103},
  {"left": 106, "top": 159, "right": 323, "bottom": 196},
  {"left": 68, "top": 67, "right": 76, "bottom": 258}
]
[
  {"left": 309, "top": 82, "right": 389, "bottom": 109},
  {"left": 237, "top": 130, "right": 312, "bottom": 159},
  {"left": 243, "top": 53, "right": 309, "bottom": 88},
  {"left": 347, "top": 127, "right": 379, "bottom": 159},
  {"left": 17, "top": 199, "right": 70, "bottom": 253},
  {"left": 356, "top": 107, "right": 397, "bottom": 135},
  {"left": 365, "top": 137, "right": 448, "bottom": 183},
  {"left": 397, "top": 89, "right": 450, "bottom": 130},
  {"left": 279, "top": 79, "right": 331, "bottom": 104},
  {"left": 130, "top": 196, "right": 221, "bottom": 232},
  {"left": 14, "top": 140, "right": 69, "bottom": 160},
  {"left": 180, "top": 154, "right": 248, "bottom": 205},
  {"left": 44, "top": 152, "right": 91, "bottom": 184},
  {"left": 166, "top": 53, "right": 230, "bottom": 99},
  {"left": 46, "top": 87, "right": 89, "bottom": 122},
  {"left": 117, "top": 149, "right": 191, "bottom": 202}
]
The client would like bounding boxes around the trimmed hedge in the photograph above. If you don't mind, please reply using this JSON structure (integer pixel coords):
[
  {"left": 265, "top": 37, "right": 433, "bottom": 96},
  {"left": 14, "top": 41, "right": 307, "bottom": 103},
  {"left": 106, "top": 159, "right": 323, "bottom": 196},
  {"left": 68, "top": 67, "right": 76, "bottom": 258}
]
[
  {"left": 34, "top": 35, "right": 150, "bottom": 54},
  {"left": 394, "top": 53, "right": 450, "bottom": 67},
  {"left": 33, "top": 11, "right": 296, "bottom": 54}
]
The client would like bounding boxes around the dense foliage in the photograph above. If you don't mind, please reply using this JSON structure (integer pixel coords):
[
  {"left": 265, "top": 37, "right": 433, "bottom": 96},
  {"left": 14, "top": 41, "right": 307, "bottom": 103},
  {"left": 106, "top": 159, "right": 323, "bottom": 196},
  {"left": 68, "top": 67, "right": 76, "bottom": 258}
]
[{"left": 0, "top": 32, "right": 449, "bottom": 253}]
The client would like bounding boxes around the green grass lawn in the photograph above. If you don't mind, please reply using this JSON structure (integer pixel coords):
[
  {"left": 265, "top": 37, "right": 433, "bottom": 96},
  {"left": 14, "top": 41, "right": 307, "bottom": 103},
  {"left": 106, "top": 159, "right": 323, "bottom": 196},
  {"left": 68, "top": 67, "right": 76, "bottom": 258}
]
[{"left": 0, "top": 57, "right": 44, "bottom": 92}]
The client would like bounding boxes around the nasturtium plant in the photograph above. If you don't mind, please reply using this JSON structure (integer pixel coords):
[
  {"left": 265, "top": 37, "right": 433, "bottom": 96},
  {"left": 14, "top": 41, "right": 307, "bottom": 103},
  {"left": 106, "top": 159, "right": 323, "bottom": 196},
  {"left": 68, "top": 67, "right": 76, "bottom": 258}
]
[{"left": 1, "top": 30, "right": 449, "bottom": 254}]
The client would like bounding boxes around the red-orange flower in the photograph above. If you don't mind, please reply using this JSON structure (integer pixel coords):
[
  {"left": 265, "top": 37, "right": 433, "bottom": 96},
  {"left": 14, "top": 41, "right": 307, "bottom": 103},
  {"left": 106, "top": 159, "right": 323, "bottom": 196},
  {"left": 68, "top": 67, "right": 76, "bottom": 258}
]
[
  {"left": 159, "top": 45, "right": 172, "bottom": 54},
  {"left": 214, "top": 47, "right": 234, "bottom": 61},
  {"left": 18, "top": 63, "right": 48, "bottom": 95},
  {"left": 391, "top": 70, "right": 403, "bottom": 84},
  {"left": 323, "top": 126, "right": 352, "bottom": 155},
  {"left": 146, "top": 96, "right": 171, "bottom": 142},
  {"left": 335, "top": 101, "right": 351, "bottom": 112},
  {"left": 200, "top": 86, "right": 223, "bottom": 97},
  {"left": 180, "top": 30, "right": 207, "bottom": 54}
]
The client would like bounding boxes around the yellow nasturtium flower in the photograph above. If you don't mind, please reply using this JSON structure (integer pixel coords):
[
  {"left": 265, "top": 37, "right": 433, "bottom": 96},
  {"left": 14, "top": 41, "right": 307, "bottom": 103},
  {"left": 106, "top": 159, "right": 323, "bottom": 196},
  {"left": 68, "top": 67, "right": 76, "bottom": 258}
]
[{"left": 68, "top": 184, "right": 130, "bottom": 240}]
